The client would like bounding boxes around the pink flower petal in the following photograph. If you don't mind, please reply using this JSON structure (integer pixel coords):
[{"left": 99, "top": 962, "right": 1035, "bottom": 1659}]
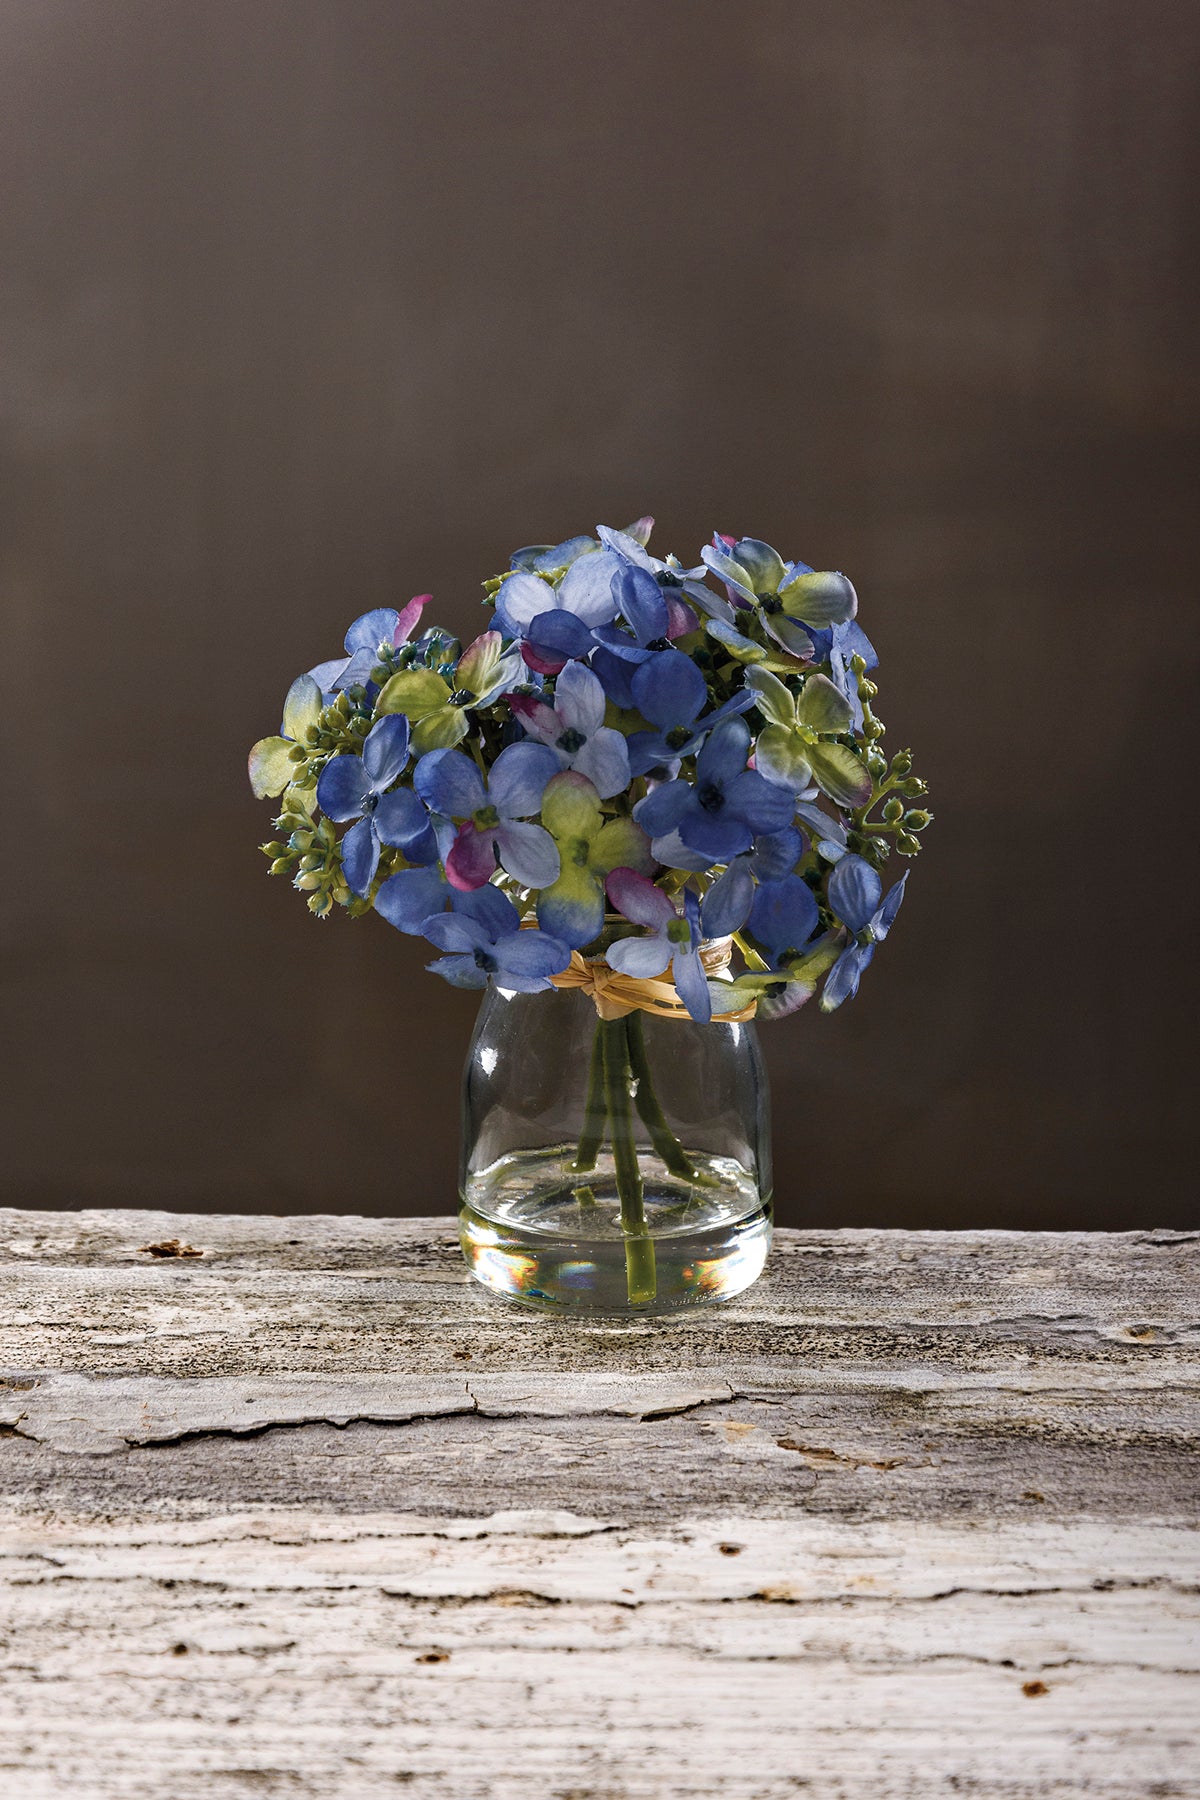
[{"left": 445, "top": 823, "right": 499, "bottom": 891}]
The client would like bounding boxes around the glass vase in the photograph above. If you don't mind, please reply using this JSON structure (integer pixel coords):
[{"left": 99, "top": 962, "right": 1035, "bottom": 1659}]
[{"left": 459, "top": 984, "right": 772, "bottom": 1314}]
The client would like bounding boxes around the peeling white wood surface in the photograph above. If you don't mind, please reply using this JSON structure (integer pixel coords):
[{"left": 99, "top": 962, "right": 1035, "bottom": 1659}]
[{"left": 0, "top": 1211, "right": 1196, "bottom": 1798}]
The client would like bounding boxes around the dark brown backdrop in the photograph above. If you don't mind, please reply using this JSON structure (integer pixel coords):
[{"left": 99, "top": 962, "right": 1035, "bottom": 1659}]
[{"left": 3, "top": 0, "right": 1198, "bottom": 1227}]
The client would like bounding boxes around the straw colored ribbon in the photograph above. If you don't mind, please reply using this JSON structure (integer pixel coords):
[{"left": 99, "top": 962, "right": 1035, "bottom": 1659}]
[{"left": 547, "top": 935, "right": 757, "bottom": 1023}]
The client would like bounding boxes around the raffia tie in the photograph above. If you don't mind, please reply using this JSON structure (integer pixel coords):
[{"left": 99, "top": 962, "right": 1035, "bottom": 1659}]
[{"left": 547, "top": 935, "right": 757, "bottom": 1023}]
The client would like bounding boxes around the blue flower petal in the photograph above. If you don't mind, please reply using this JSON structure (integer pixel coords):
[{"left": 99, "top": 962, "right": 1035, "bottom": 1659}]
[
  {"left": 372, "top": 786, "right": 435, "bottom": 858},
  {"left": 426, "top": 953, "right": 490, "bottom": 990},
  {"left": 695, "top": 716, "right": 751, "bottom": 789},
  {"left": 344, "top": 608, "right": 400, "bottom": 656},
  {"left": 423, "top": 912, "right": 492, "bottom": 953},
  {"left": 677, "top": 809, "right": 752, "bottom": 862},
  {"left": 632, "top": 779, "right": 692, "bottom": 838},
  {"left": 631, "top": 648, "right": 707, "bottom": 730},
  {"left": 748, "top": 875, "right": 819, "bottom": 962},
  {"left": 414, "top": 749, "right": 487, "bottom": 819},
  {"left": 626, "top": 731, "right": 676, "bottom": 779},
  {"left": 820, "top": 942, "right": 873, "bottom": 1012},
  {"left": 827, "top": 854, "right": 883, "bottom": 933},
  {"left": 488, "top": 741, "right": 561, "bottom": 819},
  {"left": 605, "top": 933, "right": 673, "bottom": 979},
  {"left": 495, "top": 572, "right": 557, "bottom": 632},
  {"left": 374, "top": 866, "right": 448, "bottom": 933},
  {"left": 526, "top": 609, "right": 594, "bottom": 661},
  {"left": 492, "top": 929, "right": 571, "bottom": 980},
  {"left": 671, "top": 946, "right": 712, "bottom": 1023},
  {"left": 722, "top": 769, "right": 797, "bottom": 835},
  {"left": 873, "top": 871, "right": 908, "bottom": 940},
  {"left": 556, "top": 550, "right": 623, "bottom": 626},
  {"left": 571, "top": 727, "right": 630, "bottom": 800},
  {"left": 700, "top": 862, "right": 754, "bottom": 937},
  {"left": 340, "top": 816, "right": 380, "bottom": 896},
  {"left": 646, "top": 828, "right": 710, "bottom": 873},
  {"left": 591, "top": 646, "right": 638, "bottom": 710},
  {"left": 361, "top": 714, "right": 411, "bottom": 789},
  {"left": 493, "top": 820, "right": 560, "bottom": 889},
  {"left": 748, "top": 827, "right": 804, "bottom": 881},
  {"left": 455, "top": 884, "right": 520, "bottom": 938},
  {"left": 316, "top": 754, "right": 369, "bottom": 823},
  {"left": 614, "top": 565, "right": 669, "bottom": 645}
]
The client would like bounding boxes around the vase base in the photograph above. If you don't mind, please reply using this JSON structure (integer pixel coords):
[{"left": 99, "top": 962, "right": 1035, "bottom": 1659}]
[{"left": 459, "top": 1145, "right": 771, "bottom": 1314}]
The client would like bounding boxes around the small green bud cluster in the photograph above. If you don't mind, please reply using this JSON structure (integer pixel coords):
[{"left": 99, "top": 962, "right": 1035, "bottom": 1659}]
[
  {"left": 848, "top": 733, "right": 933, "bottom": 861},
  {"left": 260, "top": 806, "right": 350, "bottom": 917},
  {"left": 285, "top": 691, "right": 372, "bottom": 790}
]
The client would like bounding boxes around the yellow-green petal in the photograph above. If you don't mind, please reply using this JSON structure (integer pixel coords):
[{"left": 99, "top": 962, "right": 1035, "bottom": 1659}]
[
  {"left": 807, "top": 740, "right": 872, "bottom": 808},
  {"left": 411, "top": 707, "right": 468, "bottom": 755},
  {"left": 541, "top": 770, "right": 603, "bottom": 843},
  {"left": 590, "top": 815, "right": 654, "bottom": 877},
  {"left": 248, "top": 736, "right": 296, "bottom": 799},
  {"left": 376, "top": 668, "right": 452, "bottom": 721},
  {"left": 753, "top": 724, "right": 812, "bottom": 790}
]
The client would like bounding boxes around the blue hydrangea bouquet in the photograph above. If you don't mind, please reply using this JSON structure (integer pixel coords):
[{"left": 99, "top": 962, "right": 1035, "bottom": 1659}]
[{"left": 250, "top": 518, "right": 929, "bottom": 1307}]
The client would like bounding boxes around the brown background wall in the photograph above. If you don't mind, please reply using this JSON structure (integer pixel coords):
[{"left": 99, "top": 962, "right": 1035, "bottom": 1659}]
[{"left": 3, "top": 0, "right": 1197, "bottom": 1228}]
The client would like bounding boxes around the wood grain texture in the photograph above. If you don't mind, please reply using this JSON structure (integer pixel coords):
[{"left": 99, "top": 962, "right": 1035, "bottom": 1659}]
[{"left": 0, "top": 1210, "right": 1197, "bottom": 1797}]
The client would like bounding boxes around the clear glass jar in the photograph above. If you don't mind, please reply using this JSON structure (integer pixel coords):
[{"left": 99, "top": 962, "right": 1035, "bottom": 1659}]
[{"left": 459, "top": 984, "right": 772, "bottom": 1314}]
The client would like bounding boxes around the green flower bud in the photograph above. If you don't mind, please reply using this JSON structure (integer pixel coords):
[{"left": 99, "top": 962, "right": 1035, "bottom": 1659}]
[
  {"left": 850, "top": 653, "right": 867, "bottom": 675},
  {"left": 299, "top": 851, "right": 324, "bottom": 871},
  {"left": 287, "top": 743, "right": 307, "bottom": 762},
  {"left": 904, "top": 809, "right": 931, "bottom": 830},
  {"left": 896, "top": 831, "right": 921, "bottom": 856},
  {"left": 294, "top": 871, "right": 322, "bottom": 891},
  {"left": 336, "top": 692, "right": 352, "bottom": 719},
  {"left": 268, "top": 856, "right": 293, "bottom": 877},
  {"left": 863, "top": 718, "right": 885, "bottom": 741},
  {"left": 289, "top": 830, "right": 315, "bottom": 851},
  {"left": 261, "top": 841, "right": 285, "bottom": 859},
  {"left": 858, "top": 678, "right": 878, "bottom": 699},
  {"left": 308, "top": 891, "right": 333, "bottom": 917},
  {"left": 890, "top": 750, "right": 913, "bottom": 775},
  {"left": 882, "top": 797, "right": 904, "bottom": 823},
  {"left": 899, "top": 776, "right": 927, "bottom": 797},
  {"left": 866, "top": 749, "right": 888, "bottom": 778}
]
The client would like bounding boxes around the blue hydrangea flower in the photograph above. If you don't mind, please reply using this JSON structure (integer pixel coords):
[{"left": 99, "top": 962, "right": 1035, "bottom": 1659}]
[
  {"left": 605, "top": 871, "right": 712, "bottom": 1024},
  {"left": 625, "top": 647, "right": 753, "bottom": 777},
  {"left": 493, "top": 551, "right": 625, "bottom": 673},
  {"left": 308, "top": 596, "right": 430, "bottom": 695},
  {"left": 821, "top": 855, "right": 908, "bottom": 1012},
  {"left": 589, "top": 563, "right": 702, "bottom": 708},
  {"left": 688, "top": 826, "right": 806, "bottom": 933},
  {"left": 414, "top": 741, "right": 560, "bottom": 891},
  {"left": 509, "top": 660, "right": 630, "bottom": 799},
  {"left": 421, "top": 886, "right": 571, "bottom": 993},
  {"left": 596, "top": 524, "right": 708, "bottom": 627},
  {"left": 747, "top": 874, "right": 821, "bottom": 969},
  {"left": 632, "top": 717, "right": 794, "bottom": 863},
  {"left": 316, "top": 714, "right": 434, "bottom": 896}
]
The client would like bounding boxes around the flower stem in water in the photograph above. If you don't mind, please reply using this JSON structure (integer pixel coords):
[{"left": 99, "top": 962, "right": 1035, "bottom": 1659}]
[
  {"left": 569, "top": 1024, "right": 607, "bottom": 1173},
  {"left": 600, "top": 1016, "right": 656, "bottom": 1305},
  {"left": 624, "top": 1012, "right": 702, "bottom": 1182}
]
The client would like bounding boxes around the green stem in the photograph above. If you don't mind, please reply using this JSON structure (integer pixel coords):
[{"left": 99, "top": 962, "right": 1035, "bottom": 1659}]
[
  {"left": 624, "top": 1013, "right": 701, "bottom": 1182},
  {"left": 569, "top": 1023, "right": 607, "bottom": 1173},
  {"left": 600, "top": 1017, "right": 656, "bottom": 1306}
]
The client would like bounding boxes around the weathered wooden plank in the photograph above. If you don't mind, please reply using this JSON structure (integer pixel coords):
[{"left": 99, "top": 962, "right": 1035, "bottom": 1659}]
[{"left": 0, "top": 1211, "right": 1196, "bottom": 1798}]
